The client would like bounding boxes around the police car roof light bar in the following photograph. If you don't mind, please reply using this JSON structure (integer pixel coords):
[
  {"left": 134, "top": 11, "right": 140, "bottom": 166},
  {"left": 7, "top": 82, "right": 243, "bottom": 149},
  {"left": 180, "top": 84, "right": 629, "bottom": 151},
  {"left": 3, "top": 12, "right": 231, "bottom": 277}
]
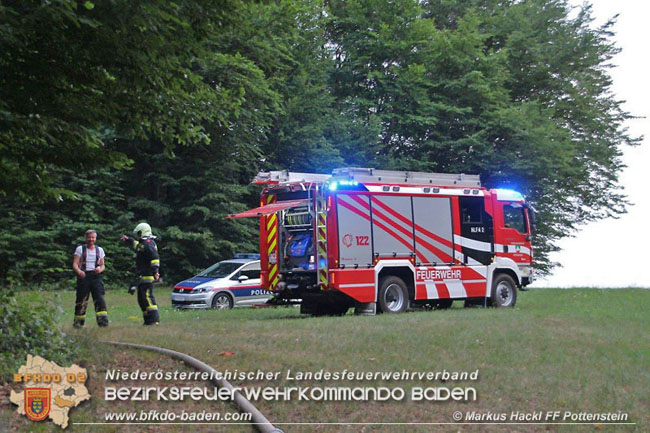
[{"left": 234, "top": 253, "right": 261, "bottom": 259}]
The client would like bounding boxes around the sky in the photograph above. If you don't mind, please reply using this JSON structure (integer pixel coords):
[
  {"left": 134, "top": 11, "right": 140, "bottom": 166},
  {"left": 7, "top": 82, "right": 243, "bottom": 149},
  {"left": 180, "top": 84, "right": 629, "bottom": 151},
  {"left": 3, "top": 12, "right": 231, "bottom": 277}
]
[{"left": 535, "top": 0, "right": 650, "bottom": 288}]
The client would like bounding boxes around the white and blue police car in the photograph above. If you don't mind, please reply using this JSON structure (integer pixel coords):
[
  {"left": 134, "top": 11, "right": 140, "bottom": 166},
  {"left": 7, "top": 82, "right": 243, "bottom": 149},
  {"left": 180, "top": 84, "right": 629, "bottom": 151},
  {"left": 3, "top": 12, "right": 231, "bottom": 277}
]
[{"left": 171, "top": 254, "right": 273, "bottom": 309}]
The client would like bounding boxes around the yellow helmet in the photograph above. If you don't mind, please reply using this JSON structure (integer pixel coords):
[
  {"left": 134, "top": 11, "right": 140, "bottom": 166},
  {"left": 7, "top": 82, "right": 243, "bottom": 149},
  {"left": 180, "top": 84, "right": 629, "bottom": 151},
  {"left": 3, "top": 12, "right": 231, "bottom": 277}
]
[{"left": 133, "top": 222, "right": 153, "bottom": 238}]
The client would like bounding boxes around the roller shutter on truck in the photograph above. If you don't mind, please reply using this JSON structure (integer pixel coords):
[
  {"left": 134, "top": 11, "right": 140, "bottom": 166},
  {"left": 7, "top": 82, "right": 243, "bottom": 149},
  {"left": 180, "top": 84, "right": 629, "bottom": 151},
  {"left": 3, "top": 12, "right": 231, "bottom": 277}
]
[
  {"left": 336, "top": 194, "right": 373, "bottom": 267},
  {"left": 370, "top": 195, "right": 414, "bottom": 258},
  {"left": 412, "top": 197, "right": 454, "bottom": 264}
]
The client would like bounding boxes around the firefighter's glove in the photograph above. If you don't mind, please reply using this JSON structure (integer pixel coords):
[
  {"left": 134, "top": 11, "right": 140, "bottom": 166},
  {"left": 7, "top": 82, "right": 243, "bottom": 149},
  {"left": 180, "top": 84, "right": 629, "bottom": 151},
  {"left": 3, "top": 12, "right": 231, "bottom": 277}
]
[{"left": 128, "top": 286, "right": 136, "bottom": 295}]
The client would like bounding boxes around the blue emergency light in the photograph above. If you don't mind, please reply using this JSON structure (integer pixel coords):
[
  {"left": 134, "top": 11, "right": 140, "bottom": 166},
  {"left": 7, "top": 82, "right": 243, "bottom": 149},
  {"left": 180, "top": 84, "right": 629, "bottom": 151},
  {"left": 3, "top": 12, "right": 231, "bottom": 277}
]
[
  {"left": 329, "top": 180, "right": 360, "bottom": 191},
  {"left": 234, "top": 253, "right": 261, "bottom": 259},
  {"left": 494, "top": 189, "right": 524, "bottom": 201}
]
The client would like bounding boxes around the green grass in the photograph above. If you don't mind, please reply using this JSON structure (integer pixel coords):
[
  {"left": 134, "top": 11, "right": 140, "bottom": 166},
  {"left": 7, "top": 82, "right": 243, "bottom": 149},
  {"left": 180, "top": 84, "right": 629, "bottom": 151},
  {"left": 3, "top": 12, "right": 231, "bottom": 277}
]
[{"left": 1, "top": 288, "right": 648, "bottom": 432}]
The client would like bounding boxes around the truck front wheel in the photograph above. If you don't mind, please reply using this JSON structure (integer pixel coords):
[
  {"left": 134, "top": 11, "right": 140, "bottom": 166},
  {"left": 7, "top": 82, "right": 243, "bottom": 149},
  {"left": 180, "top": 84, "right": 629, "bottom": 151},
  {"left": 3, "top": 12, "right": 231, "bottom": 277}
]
[
  {"left": 378, "top": 276, "right": 409, "bottom": 314},
  {"left": 490, "top": 274, "right": 517, "bottom": 308}
]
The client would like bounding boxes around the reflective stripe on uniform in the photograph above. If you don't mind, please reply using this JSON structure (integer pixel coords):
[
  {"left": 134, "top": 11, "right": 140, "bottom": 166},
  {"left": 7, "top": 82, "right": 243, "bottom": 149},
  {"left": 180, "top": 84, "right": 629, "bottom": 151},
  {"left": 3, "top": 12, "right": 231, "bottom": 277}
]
[
  {"left": 141, "top": 275, "right": 154, "bottom": 281},
  {"left": 146, "top": 305, "right": 158, "bottom": 311},
  {"left": 96, "top": 311, "right": 108, "bottom": 316},
  {"left": 74, "top": 315, "right": 86, "bottom": 319},
  {"left": 150, "top": 259, "right": 159, "bottom": 265},
  {"left": 145, "top": 290, "right": 154, "bottom": 308}
]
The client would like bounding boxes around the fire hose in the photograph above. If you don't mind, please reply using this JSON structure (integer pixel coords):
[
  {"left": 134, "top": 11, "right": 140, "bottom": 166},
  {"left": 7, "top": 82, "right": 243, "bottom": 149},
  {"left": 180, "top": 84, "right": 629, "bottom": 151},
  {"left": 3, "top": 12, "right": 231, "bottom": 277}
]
[{"left": 107, "top": 341, "right": 283, "bottom": 433}]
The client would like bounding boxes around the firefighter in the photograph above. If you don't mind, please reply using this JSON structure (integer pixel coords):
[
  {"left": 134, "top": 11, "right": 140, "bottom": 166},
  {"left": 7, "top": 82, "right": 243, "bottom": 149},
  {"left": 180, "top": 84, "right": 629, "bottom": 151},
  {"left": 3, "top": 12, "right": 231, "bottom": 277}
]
[
  {"left": 120, "top": 222, "right": 161, "bottom": 325},
  {"left": 72, "top": 229, "right": 108, "bottom": 328}
]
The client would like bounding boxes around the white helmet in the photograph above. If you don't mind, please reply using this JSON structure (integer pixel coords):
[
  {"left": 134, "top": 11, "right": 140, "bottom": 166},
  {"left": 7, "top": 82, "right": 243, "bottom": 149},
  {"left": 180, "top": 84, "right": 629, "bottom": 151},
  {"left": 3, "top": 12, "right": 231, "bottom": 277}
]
[{"left": 133, "top": 222, "right": 153, "bottom": 238}]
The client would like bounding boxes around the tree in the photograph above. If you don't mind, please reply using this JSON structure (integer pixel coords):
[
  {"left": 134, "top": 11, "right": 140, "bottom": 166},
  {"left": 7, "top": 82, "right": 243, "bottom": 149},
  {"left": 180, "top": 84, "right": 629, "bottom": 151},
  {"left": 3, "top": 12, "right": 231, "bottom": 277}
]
[
  {"left": 0, "top": 0, "right": 237, "bottom": 200},
  {"left": 0, "top": 166, "right": 134, "bottom": 286},
  {"left": 327, "top": 0, "right": 637, "bottom": 272},
  {"left": 226, "top": 0, "right": 344, "bottom": 173},
  {"left": 0, "top": 0, "right": 636, "bottom": 280}
]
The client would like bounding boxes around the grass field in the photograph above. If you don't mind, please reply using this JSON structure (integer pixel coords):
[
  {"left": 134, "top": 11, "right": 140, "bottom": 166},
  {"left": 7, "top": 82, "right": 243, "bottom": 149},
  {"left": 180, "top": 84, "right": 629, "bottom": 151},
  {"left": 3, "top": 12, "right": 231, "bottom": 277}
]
[{"left": 1, "top": 288, "right": 648, "bottom": 432}]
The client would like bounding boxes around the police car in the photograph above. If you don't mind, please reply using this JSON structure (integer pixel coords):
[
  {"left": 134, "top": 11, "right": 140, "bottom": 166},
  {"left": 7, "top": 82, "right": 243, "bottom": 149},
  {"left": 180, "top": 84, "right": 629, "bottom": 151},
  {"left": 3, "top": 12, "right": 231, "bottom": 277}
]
[{"left": 171, "top": 254, "right": 273, "bottom": 309}]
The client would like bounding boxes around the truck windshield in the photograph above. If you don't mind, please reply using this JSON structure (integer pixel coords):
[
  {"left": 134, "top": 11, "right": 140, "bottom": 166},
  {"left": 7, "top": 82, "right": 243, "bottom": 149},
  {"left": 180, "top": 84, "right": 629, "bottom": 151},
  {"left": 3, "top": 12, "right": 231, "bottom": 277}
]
[{"left": 198, "top": 262, "right": 242, "bottom": 278}]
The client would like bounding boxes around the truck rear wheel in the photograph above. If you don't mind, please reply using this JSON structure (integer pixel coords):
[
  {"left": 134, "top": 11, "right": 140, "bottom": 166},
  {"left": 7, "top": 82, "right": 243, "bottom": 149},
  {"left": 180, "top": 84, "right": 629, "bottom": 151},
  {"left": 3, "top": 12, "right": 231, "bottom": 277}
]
[
  {"left": 378, "top": 276, "right": 408, "bottom": 314},
  {"left": 490, "top": 274, "right": 517, "bottom": 307}
]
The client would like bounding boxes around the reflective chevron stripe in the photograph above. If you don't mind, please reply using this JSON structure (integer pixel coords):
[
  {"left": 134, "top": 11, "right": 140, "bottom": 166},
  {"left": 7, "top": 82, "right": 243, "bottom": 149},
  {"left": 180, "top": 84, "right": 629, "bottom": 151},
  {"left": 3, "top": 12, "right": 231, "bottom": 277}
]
[
  {"left": 265, "top": 195, "right": 279, "bottom": 290},
  {"left": 316, "top": 191, "right": 328, "bottom": 288}
]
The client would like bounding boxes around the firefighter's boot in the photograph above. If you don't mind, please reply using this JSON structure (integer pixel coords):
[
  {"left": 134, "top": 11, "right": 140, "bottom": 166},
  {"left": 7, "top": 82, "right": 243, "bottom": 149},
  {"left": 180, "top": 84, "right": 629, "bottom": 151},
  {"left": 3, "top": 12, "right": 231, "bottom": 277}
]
[
  {"left": 96, "top": 311, "right": 109, "bottom": 327},
  {"left": 143, "top": 306, "right": 159, "bottom": 325},
  {"left": 73, "top": 315, "right": 85, "bottom": 328}
]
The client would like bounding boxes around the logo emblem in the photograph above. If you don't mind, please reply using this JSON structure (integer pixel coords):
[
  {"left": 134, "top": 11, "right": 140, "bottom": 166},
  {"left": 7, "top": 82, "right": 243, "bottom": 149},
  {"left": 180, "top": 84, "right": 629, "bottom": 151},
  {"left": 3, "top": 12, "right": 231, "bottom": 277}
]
[
  {"left": 342, "top": 234, "right": 353, "bottom": 248},
  {"left": 25, "top": 388, "right": 51, "bottom": 422}
]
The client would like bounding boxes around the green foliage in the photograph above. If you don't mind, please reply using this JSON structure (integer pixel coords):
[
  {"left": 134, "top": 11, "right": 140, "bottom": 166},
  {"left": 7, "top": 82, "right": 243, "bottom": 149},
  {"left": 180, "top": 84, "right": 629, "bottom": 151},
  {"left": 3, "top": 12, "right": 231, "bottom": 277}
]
[
  {"left": 0, "top": 0, "right": 236, "bottom": 200},
  {"left": 118, "top": 141, "right": 262, "bottom": 282},
  {"left": 253, "top": 0, "right": 344, "bottom": 172},
  {"left": 0, "top": 290, "right": 75, "bottom": 381},
  {"left": 328, "top": 0, "right": 638, "bottom": 272},
  {"left": 0, "top": 166, "right": 134, "bottom": 287},
  {"left": 0, "top": 0, "right": 638, "bottom": 282}
]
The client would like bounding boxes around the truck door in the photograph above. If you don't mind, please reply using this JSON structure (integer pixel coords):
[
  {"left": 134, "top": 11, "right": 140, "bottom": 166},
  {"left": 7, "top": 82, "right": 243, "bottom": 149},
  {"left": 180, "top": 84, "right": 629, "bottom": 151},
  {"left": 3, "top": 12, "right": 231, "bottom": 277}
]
[
  {"left": 498, "top": 202, "right": 532, "bottom": 265},
  {"left": 458, "top": 196, "right": 493, "bottom": 265}
]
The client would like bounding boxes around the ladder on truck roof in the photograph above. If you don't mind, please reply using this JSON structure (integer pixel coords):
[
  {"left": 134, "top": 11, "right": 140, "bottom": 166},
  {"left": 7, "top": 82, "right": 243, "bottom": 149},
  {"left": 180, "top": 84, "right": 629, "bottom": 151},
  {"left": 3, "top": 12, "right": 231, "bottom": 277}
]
[
  {"left": 331, "top": 167, "right": 481, "bottom": 187},
  {"left": 253, "top": 168, "right": 481, "bottom": 188},
  {"left": 253, "top": 170, "right": 331, "bottom": 185}
]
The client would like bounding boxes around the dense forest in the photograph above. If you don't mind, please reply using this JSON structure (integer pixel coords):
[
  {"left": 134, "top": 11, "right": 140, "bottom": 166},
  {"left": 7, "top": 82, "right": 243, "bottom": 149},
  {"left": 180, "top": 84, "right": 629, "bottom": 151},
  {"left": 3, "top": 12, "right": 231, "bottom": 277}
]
[{"left": 0, "top": 0, "right": 637, "bottom": 288}]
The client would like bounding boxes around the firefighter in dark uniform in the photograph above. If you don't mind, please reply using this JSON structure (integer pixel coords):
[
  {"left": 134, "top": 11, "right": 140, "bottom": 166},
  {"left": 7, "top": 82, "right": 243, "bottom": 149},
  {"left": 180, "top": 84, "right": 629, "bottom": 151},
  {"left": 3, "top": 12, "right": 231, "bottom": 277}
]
[
  {"left": 121, "top": 222, "right": 160, "bottom": 325},
  {"left": 72, "top": 229, "right": 109, "bottom": 327}
]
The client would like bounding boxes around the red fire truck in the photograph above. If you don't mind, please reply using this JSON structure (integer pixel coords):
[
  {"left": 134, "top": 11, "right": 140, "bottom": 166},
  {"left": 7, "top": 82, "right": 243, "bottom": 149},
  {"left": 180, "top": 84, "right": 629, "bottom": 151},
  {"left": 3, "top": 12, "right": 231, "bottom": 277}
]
[{"left": 229, "top": 168, "right": 535, "bottom": 315}]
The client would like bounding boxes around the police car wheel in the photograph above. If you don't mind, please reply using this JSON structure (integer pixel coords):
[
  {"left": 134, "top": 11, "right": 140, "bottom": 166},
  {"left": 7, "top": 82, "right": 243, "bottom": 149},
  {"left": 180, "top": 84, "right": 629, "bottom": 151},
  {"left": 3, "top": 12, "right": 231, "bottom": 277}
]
[
  {"left": 212, "top": 293, "right": 234, "bottom": 310},
  {"left": 378, "top": 276, "right": 408, "bottom": 314},
  {"left": 490, "top": 274, "right": 517, "bottom": 308}
]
